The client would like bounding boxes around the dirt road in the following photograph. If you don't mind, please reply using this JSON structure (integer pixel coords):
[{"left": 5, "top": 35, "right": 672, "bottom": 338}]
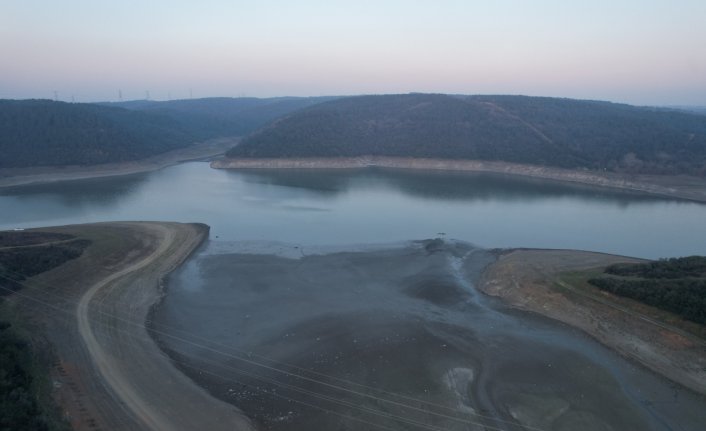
[{"left": 12, "top": 222, "right": 253, "bottom": 431}]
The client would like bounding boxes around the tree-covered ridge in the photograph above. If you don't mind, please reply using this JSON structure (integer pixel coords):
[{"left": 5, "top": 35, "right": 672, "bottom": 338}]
[
  {"left": 228, "top": 94, "right": 706, "bottom": 176},
  {"left": 102, "top": 96, "right": 338, "bottom": 141},
  {"left": 0, "top": 97, "right": 338, "bottom": 168},
  {"left": 0, "top": 100, "right": 198, "bottom": 168},
  {"left": 604, "top": 256, "right": 706, "bottom": 279},
  {"left": 589, "top": 256, "right": 706, "bottom": 324}
]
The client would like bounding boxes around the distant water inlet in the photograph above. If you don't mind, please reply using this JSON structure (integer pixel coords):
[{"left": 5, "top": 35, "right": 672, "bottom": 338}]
[{"left": 151, "top": 239, "right": 706, "bottom": 431}]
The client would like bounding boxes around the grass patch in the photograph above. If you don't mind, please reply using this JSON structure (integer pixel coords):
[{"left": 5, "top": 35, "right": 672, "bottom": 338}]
[
  {"left": 0, "top": 301, "right": 70, "bottom": 431},
  {"left": 0, "top": 238, "right": 91, "bottom": 293},
  {"left": 0, "top": 229, "right": 96, "bottom": 431},
  {"left": 558, "top": 269, "right": 706, "bottom": 341}
]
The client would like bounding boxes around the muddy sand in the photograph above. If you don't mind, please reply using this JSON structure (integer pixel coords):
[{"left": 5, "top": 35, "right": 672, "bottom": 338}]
[
  {"left": 153, "top": 239, "right": 706, "bottom": 431},
  {"left": 7, "top": 223, "right": 706, "bottom": 430}
]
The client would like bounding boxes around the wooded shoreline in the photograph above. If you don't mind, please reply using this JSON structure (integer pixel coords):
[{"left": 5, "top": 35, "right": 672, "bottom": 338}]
[{"left": 213, "top": 156, "right": 706, "bottom": 203}]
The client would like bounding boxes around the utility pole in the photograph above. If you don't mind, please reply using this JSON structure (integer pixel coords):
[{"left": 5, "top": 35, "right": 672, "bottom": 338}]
[
  {"left": 53, "top": 91, "right": 58, "bottom": 101},
  {"left": 119, "top": 89, "right": 123, "bottom": 101}
]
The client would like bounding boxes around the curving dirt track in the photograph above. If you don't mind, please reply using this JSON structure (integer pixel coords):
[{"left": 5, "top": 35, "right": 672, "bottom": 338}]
[{"left": 11, "top": 222, "right": 253, "bottom": 431}]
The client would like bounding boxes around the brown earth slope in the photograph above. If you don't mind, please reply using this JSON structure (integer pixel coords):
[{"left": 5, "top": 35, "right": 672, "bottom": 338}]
[{"left": 480, "top": 249, "right": 706, "bottom": 395}]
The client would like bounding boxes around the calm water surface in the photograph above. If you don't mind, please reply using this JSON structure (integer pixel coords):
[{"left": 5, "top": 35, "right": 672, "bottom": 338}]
[{"left": 1, "top": 162, "right": 705, "bottom": 258}]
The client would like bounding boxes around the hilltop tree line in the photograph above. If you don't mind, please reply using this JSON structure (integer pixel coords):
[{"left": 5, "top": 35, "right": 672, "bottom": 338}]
[
  {"left": 228, "top": 94, "right": 706, "bottom": 176},
  {"left": 589, "top": 256, "right": 706, "bottom": 324},
  {"left": 4, "top": 94, "right": 706, "bottom": 174},
  {"left": 0, "top": 100, "right": 196, "bottom": 168},
  {"left": 102, "top": 96, "right": 337, "bottom": 139},
  {"left": 0, "top": 97, "right": 334, "bottom": 169}
]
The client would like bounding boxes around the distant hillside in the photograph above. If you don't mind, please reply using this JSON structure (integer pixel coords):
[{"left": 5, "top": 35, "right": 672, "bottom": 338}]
[
  {"left": 666, "top": 106, "right": 706, "bottom": 116},
  {"left": 0, "top": 97, "right": 335, "bottom": 168},
  {"left": 228, "top": 94, "right": 706, "bottom": 176},
  {"left": 0, "top": 100, "right": 199, "bottom": 168},
  {"left": 102, "top": 96, "right": 337, "bottom": 140}
]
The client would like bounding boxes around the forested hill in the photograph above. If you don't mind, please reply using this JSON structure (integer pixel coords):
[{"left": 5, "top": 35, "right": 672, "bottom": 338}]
[
  {"left": 0, "top": 100, "right": 198, "bottom": 168},
  {"left": 1, "top": 96, "right": 336, "bottom": 169},
  {"left": 228, "top": 94, "right": 706, "bottom": 176},
  {"left": 101, "top": 96, "right": 338, "bottom": 140}
]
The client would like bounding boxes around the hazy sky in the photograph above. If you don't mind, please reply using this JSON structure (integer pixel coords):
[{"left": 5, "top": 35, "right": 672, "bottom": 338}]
[{"left": 1, "top": 0, "right": 705, "bottom": 105}]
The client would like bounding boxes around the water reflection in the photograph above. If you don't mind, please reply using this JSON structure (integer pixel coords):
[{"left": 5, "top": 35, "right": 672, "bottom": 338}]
[
  {"left": 0, "top": 173, "right": 150, "bottom": 225},
  {"left": 234, "top": 168, "right": 673, "bottom": 206},
  {"left": 1, "top": 172, "right": 150, "bottom": 205},
  {"left": 0, "top": 162, "right": 704, "bottom": 258}
]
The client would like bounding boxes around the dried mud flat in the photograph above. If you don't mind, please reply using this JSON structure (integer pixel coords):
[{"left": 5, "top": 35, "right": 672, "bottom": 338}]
[
  {"left": 8, "top": 224, "right": 706, "bottom": 431},
  {"left": 7, "top": 222, "right": 252, "bottom": 431},
  {"left": 154, "top": 239, "right": 706, "bottom": 431}
]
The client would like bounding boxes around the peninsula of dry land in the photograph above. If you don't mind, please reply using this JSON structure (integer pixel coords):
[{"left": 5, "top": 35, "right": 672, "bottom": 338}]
[
  {"left": 2, "top": 222, "right": 253, "bottom": 431},
  {"left": 480, "top": 249, "right": 706, "bottom": 396}
]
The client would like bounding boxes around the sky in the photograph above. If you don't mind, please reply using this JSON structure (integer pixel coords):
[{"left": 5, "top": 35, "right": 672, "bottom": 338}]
[{"left": 1, "top": 0, "right": 705, "bottom": 105}]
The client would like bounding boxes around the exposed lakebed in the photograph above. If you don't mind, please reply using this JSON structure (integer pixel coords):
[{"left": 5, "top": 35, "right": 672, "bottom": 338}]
[{"left": 151, "top": 239, "right": 706, "bottom": 430}]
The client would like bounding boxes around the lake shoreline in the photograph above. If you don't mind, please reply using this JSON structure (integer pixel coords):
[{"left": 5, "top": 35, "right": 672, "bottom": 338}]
[
  {"left": 0, "top": 138, "right": 237, "bottom": 189},
  {"left": 212, "top": 156, "right": 706, "bottom": 203},
  {"left": 8, "top": 222, "right": 706, "bottom": 429},
  {"left": 152, "top": 240, "right": 706, "bottom": 430},
  {"left": 480, "top": 248, "right": 706, "bottom": 396}
]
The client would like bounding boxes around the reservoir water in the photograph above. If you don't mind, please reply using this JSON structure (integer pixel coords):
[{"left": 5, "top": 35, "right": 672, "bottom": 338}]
[
  {"left": 2, "top": 162, "right": 706, "bottom": 430},
  {"left": 1, "top": 162, "right": 706, "bottom": 258}
]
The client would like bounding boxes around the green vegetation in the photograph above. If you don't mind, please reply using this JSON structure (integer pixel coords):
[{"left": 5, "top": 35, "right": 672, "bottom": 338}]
[
  {"left": 0, "top": 230, "right": 86, "bottom": 431},
  {"left": 0, "top": 236, "right": 90, "bottom": 293},
  {"left": 0, "top": 320, "right": 66, "bottom": 431},
  {"left": 604, "top": 256, "right": 706, "bottom": 279},
  {"left": 102, "top": 96, "right": 337, "bottom": 139},
  {"left": 228, "top": 94, "right": 706, "bottom": 176},
  {"left": 0, "top": 232, "right": 73, "bottom": 248},
  {"left": 0, "top": 97, "right": 336, "bottom": 169},
  {"left": 0, "top": 100, "right": 197, "bottom": 168},
  {"left": 589, "top": 257, "right": 706, "bottom": 324}
]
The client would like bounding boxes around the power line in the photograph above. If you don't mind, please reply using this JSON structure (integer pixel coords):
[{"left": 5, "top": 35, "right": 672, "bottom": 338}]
[
  {"left": 0, "top": 265, "right": 542, "bottom": 430},
  {"left": 0, "top": 270, "right": 535, "bottom": 431},
  {"left": 0, "top": 276, "right": 519, "bottom": 431}
]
